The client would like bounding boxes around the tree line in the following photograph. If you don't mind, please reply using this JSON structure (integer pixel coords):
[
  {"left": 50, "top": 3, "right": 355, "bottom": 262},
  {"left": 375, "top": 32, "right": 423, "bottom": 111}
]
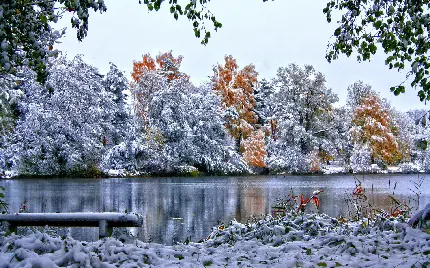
[{"left": 0, "top": 51, "right": 429, "bottom": 177}]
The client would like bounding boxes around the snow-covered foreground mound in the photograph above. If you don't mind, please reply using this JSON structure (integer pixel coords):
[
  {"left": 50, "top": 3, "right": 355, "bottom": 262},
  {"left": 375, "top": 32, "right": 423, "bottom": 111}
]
[{"left": 0, "top": 213, "right": 429, "bottom": 267}]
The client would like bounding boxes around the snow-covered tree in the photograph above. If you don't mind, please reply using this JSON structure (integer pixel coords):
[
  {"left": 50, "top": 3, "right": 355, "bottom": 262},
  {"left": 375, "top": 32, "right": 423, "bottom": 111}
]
[
  {"left": 212, "top": 55, "right": 268, "bottom": 169},
  {"left": 404, "top": 109, "right": 430, "bottom": 170},
  {"left": 131, "top": 51, "right": 188, "bottom": 138},
  {"left": 390, "top": 109, "right": 413, "bottom": 162},
  {"left": 150, "top": 79, "right": 247, "bottom": 174},
  {"left": 123, "top": 60, "right": 248, "bottom": 175},
  {"left": 103, "top": 63, "right": 131, "bottom": 145},
  {"left": 9, "top": 56, "right": 117, "bottom": 176},
  {"left": 347, "top": 81, "right": 375, "bottom": 109},
  {"left": 213, "top": 55, "right": 259, "bottom": 146},
  {"left": 132, "top": 51, "right": 188, "bottom": 83},
  {"left": 350, "top": 92, "right": 402, "bottom": 167},
  {"left": 0, "top": 72, "right": 28, "bottom": 175},
  {"left": 242, "top": 129, "right": 267, "bottom": 168},
  {"left": 349, "top": 143, "right": 373, "bottom": 173},
  {"left": 266, "top": 64, "right": 339, "bottom": 172},
  {"left": 330, "top": 106, "right": 353, "bottom": 167},
  {"left": 254, "top": 79, "right": 275, "bottom": 126}
]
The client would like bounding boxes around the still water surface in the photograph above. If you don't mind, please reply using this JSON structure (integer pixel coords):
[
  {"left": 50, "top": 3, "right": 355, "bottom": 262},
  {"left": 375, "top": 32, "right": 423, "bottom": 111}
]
[{"left": 1, "top": 174, "right": 429, "bottom": 245}]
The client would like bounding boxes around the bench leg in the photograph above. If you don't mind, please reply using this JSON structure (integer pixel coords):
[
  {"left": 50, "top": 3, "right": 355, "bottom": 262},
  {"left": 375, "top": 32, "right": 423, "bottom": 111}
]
[
  {"left": 99, "top": 220, "right": 107, "bottom": 238},
  {"left": 99, "top": 220, "right": 113, "bottom": 239}
]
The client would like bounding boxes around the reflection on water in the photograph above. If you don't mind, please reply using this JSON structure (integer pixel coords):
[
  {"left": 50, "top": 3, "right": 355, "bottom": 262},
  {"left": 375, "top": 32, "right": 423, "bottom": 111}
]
[{"left": 1, "top": 174, "right": 429, "bottom": 245}]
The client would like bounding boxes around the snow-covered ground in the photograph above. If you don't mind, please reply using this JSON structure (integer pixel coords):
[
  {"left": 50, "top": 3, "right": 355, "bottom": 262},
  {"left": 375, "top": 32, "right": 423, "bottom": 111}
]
[
  {"left": 321, "top": 162, "right": 425, "bottom": 175},
  {"left": 0, "top": 213, "right": 429, "bottom": 267}
]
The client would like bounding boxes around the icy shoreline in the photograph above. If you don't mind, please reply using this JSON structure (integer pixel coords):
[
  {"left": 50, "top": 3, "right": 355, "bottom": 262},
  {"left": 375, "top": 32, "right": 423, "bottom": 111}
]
[{"left": 0, "top": 213, "right": 429, "bottom": 267}]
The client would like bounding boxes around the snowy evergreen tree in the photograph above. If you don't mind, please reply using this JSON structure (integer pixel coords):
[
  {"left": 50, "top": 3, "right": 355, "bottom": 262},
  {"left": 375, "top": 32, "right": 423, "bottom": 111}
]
[
  {"left": 254, "top": 79, "right": 275, "bottom": 126},
  {"left": 103, "top": 63, "right": 131, "bottom": 145}
]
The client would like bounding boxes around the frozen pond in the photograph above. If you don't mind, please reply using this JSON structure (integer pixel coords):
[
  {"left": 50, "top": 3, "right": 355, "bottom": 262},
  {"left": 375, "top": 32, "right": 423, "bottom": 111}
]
[{"left": 1, "top": 174, "right": 429, "bottom": 245}]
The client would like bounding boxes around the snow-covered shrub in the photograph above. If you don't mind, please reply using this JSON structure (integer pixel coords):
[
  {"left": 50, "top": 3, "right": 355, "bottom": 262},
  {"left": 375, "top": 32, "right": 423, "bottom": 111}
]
[
  {"left": 266, "top": 145, "right": 310, "bottom": 173},
  {"left": 398, "top": 162, "right": 421, "bottom": 173},
  {"left": 350, "top": 144, "right": 372, "bottom": 173}
]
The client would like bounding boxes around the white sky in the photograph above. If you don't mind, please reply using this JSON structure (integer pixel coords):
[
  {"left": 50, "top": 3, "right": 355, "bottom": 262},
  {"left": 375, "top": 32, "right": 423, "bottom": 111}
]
[{"left": 54, "top": 0, "right": 428, "bottom": 112}]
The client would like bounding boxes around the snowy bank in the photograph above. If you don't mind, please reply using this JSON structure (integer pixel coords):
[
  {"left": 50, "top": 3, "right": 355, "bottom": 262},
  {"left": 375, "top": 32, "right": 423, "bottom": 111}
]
[
  {"left": 321, "top": 162, "right": 425, "bottom": 175},
  {"left": 0, "top": 213, "right": 429, "bottom": 267}
]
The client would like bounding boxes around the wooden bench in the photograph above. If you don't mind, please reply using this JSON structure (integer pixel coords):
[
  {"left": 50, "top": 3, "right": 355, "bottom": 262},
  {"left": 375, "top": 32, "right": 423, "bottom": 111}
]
[{"left": 0, "top": 212, "right": 142, "bottom": 238}]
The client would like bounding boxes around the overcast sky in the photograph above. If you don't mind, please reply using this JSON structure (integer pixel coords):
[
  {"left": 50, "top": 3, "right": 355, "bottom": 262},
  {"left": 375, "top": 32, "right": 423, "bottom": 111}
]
[{"left": 55, "top": 0, "right": 428, "bottom": 112}]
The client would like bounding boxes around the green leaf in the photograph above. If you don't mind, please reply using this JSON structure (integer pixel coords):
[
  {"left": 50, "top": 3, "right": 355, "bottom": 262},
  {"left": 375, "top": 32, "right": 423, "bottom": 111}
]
[
  {"left": 41, "top": 15, "right": 48, "bottom": 24},
  {"left": 419, "top": 90, "right": 426, "bottom": 101},
  {"left": 194, "top": 28, "right": 200, "bottom": 37},
  {"left": 394, "top": 88, "right": 400, "bottom": 96},
  {"left": 369, "top": 43, "right": 377, "bottom": 54},
  {"left": 374, "top": 20, "right": 382, "bottom": 29},
  {"left": 317, "top": 262, "right": 327, "bottom": 267}
]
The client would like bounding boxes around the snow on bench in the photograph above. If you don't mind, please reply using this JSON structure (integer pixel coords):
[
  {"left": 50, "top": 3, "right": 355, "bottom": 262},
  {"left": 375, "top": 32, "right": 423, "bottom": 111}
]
[{"left": 0, "top": 212, "right": 142, "bottom": 238}]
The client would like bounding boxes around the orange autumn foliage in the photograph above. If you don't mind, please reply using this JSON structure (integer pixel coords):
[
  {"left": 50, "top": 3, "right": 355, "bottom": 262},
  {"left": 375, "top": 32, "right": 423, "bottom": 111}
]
[
  {"left": 132, "top": 54, "right": 156, "bottom": 82},
  {"left": 213, "top": 55, "right": 258, "bottom": 140},
  {"left": 350, "top": 93, "right": 402, "bottom": 165},
  {"left": 213, "top": 55, "right": 268, "bottom": 168},
  {"left": 132, "top": 51, "right": 188, "bottom": 82},
  {"left": 309, "top": 149, "right": 333, "bottom": 172},
  {"left": 310, "top": 150, "right": 320, "bottom": 172},
  {"left": 242, "top": 129, "right": 267, "bottom": 168}
]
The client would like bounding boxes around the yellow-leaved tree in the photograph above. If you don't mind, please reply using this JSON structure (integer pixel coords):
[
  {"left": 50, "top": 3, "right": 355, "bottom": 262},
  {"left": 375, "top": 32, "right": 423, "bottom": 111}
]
[
  {"left": 350, "top": 93, "right": 402, "bottom": 165},
  {"left": 213, "top": 55, "right": 267, "bottom": 168}
]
